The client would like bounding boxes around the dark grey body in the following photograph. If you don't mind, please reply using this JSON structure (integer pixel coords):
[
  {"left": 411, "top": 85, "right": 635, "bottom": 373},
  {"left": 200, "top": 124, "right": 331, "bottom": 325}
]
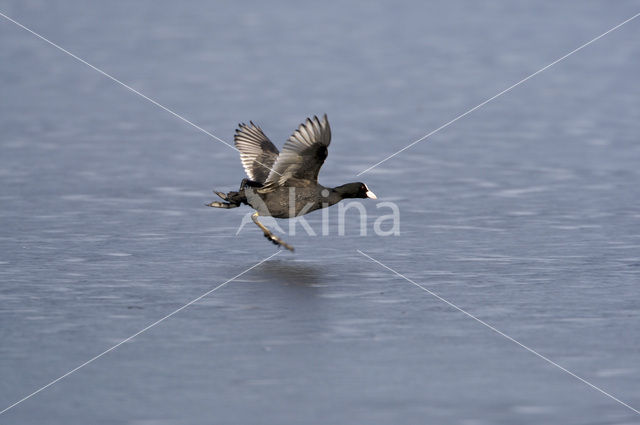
[{"left": 244, "top": 184, "right": 340, "bottom": 218}]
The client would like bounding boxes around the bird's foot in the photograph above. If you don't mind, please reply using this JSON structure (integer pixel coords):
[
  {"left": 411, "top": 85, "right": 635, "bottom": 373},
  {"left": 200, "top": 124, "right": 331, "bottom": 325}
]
[
  {"left": 213, "top": 190, "right": 228, "bottom": 201},
  {"left": 206, "top": 201, "right": 238, "bottom": 209},
  {"left": 263, "top": 232, "right": 294, "bottom": 252}
]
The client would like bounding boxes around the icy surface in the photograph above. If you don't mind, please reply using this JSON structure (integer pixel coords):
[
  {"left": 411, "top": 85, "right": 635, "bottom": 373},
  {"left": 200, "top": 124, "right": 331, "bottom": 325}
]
[{"left": 1, "top": 1, "right": 639, "bottom": 424}]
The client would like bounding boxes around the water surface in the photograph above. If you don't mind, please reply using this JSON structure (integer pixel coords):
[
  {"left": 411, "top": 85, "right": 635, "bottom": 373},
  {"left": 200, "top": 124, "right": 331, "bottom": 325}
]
[{"left": 1, "top": 1, "right": 639, "bottom": 424}]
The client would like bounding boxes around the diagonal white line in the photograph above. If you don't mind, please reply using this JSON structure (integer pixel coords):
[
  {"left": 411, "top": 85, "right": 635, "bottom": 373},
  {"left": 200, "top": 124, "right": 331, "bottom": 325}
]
[
  {"left": 0, "top": 11, "right": 281, "bottom": 176},
  {"left": 0, "top": 251, "right": 281, "bottom": 416},
  {"left": 0, "top": 12, "right": 232, "bottom": 148},
  {"left": 357, "top": 11, "right": 640, "bottom": 176},
  {"left": 356, "top": 249, "right": 640, "bottom": 415}
]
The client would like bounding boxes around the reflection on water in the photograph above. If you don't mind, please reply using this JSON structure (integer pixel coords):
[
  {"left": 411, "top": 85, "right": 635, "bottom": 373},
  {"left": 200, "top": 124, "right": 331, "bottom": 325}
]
[{"left": 259, "top": 260, "right": 323, "bottom": 287}]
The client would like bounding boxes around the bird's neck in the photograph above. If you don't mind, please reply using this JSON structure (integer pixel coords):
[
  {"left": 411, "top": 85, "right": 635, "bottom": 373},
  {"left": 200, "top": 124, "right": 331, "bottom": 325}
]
[{"left": 326, "top": 185, "right": 354, "bottom": 206}]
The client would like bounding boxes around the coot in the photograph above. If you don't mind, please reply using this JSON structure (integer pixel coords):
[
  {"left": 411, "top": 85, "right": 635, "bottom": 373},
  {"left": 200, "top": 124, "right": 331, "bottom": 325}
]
[{"left": 207, "top": 114, "right": 376, "bottom": 251}]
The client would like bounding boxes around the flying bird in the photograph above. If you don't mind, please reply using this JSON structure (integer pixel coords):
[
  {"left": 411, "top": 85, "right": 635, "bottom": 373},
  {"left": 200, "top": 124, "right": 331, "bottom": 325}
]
[{"left": 207, "top": 114, "right": 376, "bottom": 251}]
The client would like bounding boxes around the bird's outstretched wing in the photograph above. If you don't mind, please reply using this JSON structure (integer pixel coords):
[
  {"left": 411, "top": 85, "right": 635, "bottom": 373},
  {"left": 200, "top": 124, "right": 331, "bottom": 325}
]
[
  {"left": 261, "top": 114, "right": 331, "bottom": 190},
  {"left": 234, "top": 122, "right": 280, "bottom": 183}
]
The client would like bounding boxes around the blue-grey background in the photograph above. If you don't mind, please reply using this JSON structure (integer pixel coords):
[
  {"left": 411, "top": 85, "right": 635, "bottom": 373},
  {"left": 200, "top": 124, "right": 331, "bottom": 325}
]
[{"left": 1, "top": 1, "right": 639, "bottom": 424}]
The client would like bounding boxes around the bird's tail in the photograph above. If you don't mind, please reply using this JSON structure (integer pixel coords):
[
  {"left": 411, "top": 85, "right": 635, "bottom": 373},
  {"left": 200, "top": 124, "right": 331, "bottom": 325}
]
[{"left": 224, "top": 189, "right": 246, "bottom": 205}]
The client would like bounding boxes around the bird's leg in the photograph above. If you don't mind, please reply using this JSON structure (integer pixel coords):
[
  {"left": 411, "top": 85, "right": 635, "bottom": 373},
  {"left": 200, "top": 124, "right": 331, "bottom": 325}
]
[
  {"left": 208, "top": 189, "right": 240, "bottom": 208},
  {"left": 251, "top": 212, "right": 294, "bottom": 252}
]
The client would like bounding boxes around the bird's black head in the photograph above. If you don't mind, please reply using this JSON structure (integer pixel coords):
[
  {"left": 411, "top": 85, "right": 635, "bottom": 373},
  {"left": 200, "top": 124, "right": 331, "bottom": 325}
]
[{"left": 333, "top": 182, "right": 377, "bottom": 200}]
